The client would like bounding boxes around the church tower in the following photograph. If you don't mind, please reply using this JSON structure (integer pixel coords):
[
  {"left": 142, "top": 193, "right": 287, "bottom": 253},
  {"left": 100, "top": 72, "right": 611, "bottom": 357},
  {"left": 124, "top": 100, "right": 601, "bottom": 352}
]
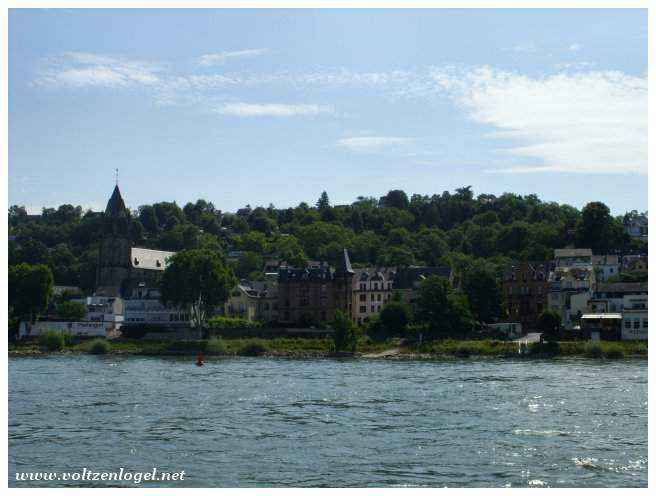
[{"left": 95, "top": 185, "right": 132, "bottom": 296}]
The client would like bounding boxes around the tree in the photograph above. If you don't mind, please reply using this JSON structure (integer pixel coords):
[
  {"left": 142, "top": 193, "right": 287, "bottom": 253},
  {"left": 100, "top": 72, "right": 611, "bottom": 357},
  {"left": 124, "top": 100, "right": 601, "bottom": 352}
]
[
  {"left": 462, "top": 265, "right": 502, "bottom": 323},
  {"left": 576, "top": 202, "right": 614, "bottom": 253},
  {"left": 9, "top": 264, "right": 54, "bottom": 326},
  {"left": 332, "top": 310, "right": 358, "bottom": 353},
  {"left": 380, "top": 189, "right": 409, "bottom": 210},
  {"left": 415, "top": 276, "right": 473, "bottom": 339},
  {"left": 56, "top": 301, "right": 87, "bottom": 321},
  {"left": 316, "top": 191, "right": 330, "bottom": 211},
  {"left": 160, "top": 249, "right": 237, "bottom": 329},
  {"left": 375, "top": 301, "right": 412, "bottom": 339},
  {"left": 536, "top": 309, "right": 561, "bottom": 342}
]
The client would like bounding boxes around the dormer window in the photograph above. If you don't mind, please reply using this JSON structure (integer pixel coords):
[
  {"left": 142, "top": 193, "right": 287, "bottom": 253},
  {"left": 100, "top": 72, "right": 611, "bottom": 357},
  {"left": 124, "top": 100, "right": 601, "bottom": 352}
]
[
  {"left": 134, "top": 257, "right": 139, "bottom": 265},
  {"left": 156, "top": 260, "right": 161, "bottom": 268}
]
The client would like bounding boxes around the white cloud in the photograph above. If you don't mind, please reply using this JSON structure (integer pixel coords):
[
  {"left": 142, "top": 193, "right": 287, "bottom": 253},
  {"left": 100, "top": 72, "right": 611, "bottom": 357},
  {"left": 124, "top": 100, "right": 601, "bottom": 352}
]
[
  {"left": 34, "top": 52, "right": 161, "bottom": 88},
  {"left": 428, "top": 66, "right": 647, "bottom": 174},
  {"left": 214, "top": 102, "right": 334, "bottom": 117},
  {"left": 197, "top": 49, "right": 269, "bottom": 67},
  {"left": 569, "top": 43, "right": 584, "bottom": 52},
  {"left": 335, "top": 136, "right": 415, "bottom": 154}
]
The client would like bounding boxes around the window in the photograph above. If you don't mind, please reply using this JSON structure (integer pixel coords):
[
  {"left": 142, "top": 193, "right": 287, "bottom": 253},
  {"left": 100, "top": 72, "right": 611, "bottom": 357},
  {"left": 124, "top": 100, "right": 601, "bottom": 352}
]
[
  {"left": 359, "top": 294, "right": 366, "bottom": 302},
  {"left": 633, "top": 320, "right": 640, "bottom": 329},
  {"left": 643, "top": 319, "right": 648, "bottom": 329},
  {"left": 371, "top": 294, "right": 375, "bottom": 301},
  {"left": 377, "top": 294, "right": 382, "bottom": 301},
  {"left": 360, "top": 306, "right": 367, "bottom": 313},
  {"left": 625, "top": 319, "right": 632, "bottom": 329},
  {"left": 360, "top": 283, "right": 366, "bottom": 291},
  {"left": 371, "top": 305, "right": 375, "bottom": 313}
]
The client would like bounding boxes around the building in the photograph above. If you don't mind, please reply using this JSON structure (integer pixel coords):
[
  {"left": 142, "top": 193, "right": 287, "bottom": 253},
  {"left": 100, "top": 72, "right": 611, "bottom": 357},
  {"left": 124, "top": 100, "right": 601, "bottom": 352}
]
[
  {"left": 554, "top": 248, "right": 593, "bottom": 268},
  {"left": 351, "top": 267, "right": 396, "bottom": 324},
  {"left": 624, "top": 213, "right": 647, "bottom": 239},
  {"left": 622, "top": 254, "right": 648, "bottom": 272},
  {"left": 223, "top": 284, "right": 260, "bottom": 321},
  {"left": 95, "top": 185, "right": 175, "bottom": 298},
  {"left": 548, "top": 264, "right": 595, "bottom": 330},
  {"left": 621, "top": 294, "right": 648, "bottom": 340},
  {"left": 580, "top": 314, "right": 623, "bottom": 341},
  {"left": 277, "top": 249, "right": 354, "bottom": 325},
  {"left": 592, "top": 254, "right": 620, "bottom": 282},
  {"left": 502, "top": 261, "right": 550, "bottom": 333},
  {"left": 123, "top": 288, "right": 190, "bottom": 325},
  {"left": 588, "top": 282, "right": 648, "bottom": 313}
]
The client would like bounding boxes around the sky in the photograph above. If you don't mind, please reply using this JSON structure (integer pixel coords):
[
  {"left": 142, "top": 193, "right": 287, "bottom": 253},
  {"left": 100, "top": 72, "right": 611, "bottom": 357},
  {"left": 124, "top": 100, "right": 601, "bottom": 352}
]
[{"left": 8, "top": 8, "right": 648, "bottom": 215}]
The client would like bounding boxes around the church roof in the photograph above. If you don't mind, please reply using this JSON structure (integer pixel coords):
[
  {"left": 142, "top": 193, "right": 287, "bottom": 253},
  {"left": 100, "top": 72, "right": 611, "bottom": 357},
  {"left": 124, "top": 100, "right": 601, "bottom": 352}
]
[
  {"left": 335, "top": 248, "right": 354, "bottom": 276},
  {"left": 105, "top": 185, "right": 128, "bottom": 217},
  {"left": 131, "top": 247, "right": 175, "bottom": 271}
]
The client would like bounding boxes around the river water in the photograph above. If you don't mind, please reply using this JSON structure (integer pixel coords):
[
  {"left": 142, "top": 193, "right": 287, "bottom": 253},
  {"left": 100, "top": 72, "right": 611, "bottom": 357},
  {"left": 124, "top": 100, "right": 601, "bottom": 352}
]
[{"left": 9, "top": 356, "right": 647, "bottom": 487}]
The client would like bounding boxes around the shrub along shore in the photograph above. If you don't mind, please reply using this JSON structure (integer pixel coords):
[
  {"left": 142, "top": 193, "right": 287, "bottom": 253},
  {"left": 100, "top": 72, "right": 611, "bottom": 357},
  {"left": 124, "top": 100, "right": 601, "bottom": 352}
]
[{"left": 8, "top": 334, "right": 648, "bottom": 360}]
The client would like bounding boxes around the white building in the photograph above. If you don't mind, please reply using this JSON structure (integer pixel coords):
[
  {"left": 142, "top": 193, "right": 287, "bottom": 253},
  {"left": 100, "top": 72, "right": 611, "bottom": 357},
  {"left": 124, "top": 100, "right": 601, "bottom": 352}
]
[
  {"left": 622, "top": 294, "right": 648, "bottom": 340},
  {"left": 123, "top": 288, "right": 190, "bottom": 325},
  {"left": 19, "top": 320, "right": 116, "bottom": 339},
  {"left": 592, "top": 254, "right": 620, "bottom": 282}
]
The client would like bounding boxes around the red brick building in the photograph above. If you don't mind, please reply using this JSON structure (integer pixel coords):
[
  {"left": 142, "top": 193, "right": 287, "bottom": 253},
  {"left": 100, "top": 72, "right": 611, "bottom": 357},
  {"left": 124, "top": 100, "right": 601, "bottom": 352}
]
[{"left": 502, "top": 261, "right": 551, "bottom": 333}]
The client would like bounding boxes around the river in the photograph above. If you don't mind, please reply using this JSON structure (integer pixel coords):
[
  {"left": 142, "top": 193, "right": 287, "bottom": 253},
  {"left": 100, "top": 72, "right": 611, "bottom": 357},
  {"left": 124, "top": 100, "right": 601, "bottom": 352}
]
[{"left": 9, "top": 356, "right": 647, "bottom": 487}]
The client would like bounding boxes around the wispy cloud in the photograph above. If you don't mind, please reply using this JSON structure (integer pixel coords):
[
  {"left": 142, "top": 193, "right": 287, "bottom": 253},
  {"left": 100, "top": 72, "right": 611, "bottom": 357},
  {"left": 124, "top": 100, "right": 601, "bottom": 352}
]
[
  {"left": 34, "top": 52, "right": 162, "bottom": 88},
  {"left": 335, "top": 136, "right": 415, "bottom": 154},
  {"left": 197, "top": 48, "right": 269, "bottom": 67},
  {"left": 568, "top": 43, "right": 584, "bottom": 52},
  {"left": 215, "top": 102, "right": 334, "bottom": 117},
  {"left": 428, "top": 66, "right": 647, "bottom": 174}
]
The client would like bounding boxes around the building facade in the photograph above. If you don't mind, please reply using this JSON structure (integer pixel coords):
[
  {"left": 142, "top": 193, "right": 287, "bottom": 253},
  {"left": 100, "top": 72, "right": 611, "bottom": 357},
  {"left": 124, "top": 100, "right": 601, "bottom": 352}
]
[
  {"left": 277, "top": 249, "right": 354, "bottom": 325},
  {"left": 351, "top": 267, "right": 396, "bottom": 324},
  {"left": 502, "top": 261, "right": 550, "bottom": 333}
]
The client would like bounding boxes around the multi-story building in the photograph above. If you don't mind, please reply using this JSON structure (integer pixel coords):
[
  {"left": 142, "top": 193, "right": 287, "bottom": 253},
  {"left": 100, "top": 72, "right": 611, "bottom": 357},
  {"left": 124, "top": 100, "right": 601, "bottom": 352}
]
[
  {"left": 502, "top": 261, "right": 550, "bottom": 333},
  {"left": 588, "top": 282, "right": 648, "bottom": 313},
  {"left": 351, "top": 267, "right": 396, "bottom": 324},
  {"left": 592, "top": 254, "right": 620, "bottom": 282},
  {"left": 554, "top": 248, "right": 593, "bottom": 268},
  {"left": 277, "top": 249, "right": 354, "bottom": 325},
  {"left": 624, "top": 213, "right": 648, "bottom": 239},
  {"left": 123, "top": 288, "right": 190, "bottom": 325},
  {"left": 621, "top": 294, "right": 648, "bottom": 340}
]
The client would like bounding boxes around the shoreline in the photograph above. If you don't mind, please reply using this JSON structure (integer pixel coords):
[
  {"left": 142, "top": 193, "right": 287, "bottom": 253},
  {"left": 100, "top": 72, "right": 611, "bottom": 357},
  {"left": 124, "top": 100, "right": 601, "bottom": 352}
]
[{"left": 8, "top": 338, "right": 648, "bottom": 360}]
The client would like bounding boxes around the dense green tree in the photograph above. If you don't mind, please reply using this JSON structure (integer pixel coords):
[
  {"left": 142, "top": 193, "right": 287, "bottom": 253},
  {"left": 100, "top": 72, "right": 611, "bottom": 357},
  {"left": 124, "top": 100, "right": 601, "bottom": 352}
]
[
  {"left": 160, "top": 249, "right": 237, "bottom": 328},
  {"left": 56, "top": 300, "right": 87, "bottom": 321},
  {"left": 537, "top": 309, "right": 561, "bottom": 342},
  {"left": 332, "top": 310, "right": 359, "bottom": 352},
  {"left": 576, "top": 202, "right": 615, "bottom": 253},
  {"left": 380, "top": 189, "right": 409, "bottom": 210},
  {"left": 9, "top": 263, "right": 54, "bottom": 324},
  {"left": 462, "top": 265, "right": 503, "bottom": 323},
  {"left": 415, "top": 276, "right": 473, "bottom": 339},
  {"left": 375, "top": 300, "right": 412, "bottom": 339},
  {"left": 316, "top": 191, "right": 330, "bottom": 211}
]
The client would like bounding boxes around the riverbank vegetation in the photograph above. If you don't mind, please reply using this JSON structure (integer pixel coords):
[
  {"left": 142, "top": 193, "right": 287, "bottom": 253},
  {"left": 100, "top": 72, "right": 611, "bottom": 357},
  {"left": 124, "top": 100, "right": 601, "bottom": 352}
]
[{"left": 9, "top": 336, "right": 646, "bottom": 359}]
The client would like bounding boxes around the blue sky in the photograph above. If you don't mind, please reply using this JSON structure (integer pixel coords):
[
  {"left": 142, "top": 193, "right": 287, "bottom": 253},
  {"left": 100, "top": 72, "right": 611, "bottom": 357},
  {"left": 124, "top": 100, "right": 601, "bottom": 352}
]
[{"left": 9, "top": 9, "right": 647, "bottom": 215}]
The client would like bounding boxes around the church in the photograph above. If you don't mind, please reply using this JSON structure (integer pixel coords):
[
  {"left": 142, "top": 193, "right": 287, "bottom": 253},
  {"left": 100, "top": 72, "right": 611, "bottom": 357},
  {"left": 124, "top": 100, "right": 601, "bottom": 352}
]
[{"left": 95, "top": 185, "right": 175, "bottom": 298}]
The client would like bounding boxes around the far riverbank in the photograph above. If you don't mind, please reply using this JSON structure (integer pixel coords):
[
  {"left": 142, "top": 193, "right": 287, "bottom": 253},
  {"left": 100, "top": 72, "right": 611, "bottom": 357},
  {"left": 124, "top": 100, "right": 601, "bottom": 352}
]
[{"left": 8, "top": 338, "right": 647, "bottom": 360}]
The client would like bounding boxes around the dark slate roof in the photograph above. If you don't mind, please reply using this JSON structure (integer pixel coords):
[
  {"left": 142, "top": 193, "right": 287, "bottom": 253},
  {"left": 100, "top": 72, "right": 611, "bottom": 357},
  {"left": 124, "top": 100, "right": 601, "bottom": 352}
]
[
  {"left": 105, "top": 185, "right": 128, "bottom": 217},
  {"left": 278, "top": 265, "right": 333, "bottom": 282},
  {"left": 393, "top": 266, "right": 452, "bottom": 289}
]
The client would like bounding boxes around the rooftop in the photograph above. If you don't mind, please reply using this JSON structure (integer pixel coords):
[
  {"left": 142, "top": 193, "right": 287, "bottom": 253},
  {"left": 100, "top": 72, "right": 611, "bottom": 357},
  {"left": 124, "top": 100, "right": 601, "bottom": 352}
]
[{"left": 131, "top": 247, "right": 176, "bottom": 271}]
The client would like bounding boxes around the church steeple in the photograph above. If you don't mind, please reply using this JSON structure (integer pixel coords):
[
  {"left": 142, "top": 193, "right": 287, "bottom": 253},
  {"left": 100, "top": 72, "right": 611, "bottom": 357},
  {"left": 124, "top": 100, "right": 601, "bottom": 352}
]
[{"left": 105, "top": 185, "right": 127, "bottom": 218}]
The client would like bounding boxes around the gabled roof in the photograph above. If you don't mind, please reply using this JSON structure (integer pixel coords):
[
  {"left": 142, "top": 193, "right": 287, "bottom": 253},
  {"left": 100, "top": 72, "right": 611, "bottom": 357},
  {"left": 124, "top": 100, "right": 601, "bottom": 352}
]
[
  {"left": 554, "top": 248, "right": 592, "bottom": 258},
  {"left": 131, "top": 247, "right": 175, "bottom": 271}
]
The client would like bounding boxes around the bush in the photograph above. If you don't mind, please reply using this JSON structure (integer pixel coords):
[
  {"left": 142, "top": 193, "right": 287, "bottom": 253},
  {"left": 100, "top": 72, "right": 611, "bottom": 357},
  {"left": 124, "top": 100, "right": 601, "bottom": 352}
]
[
  {"left": 528, "top": 341, "right": 560, "bottom": 357},
  {"left": 56, "top": 301, "right": 86, "bottom": 321},
  {"left": 39, "top": 330, "right": 68, "bottom": 351},
  {"left": 454, "top": 343, "right": 473, "bottom": 358},
  {"left": 239, "top": 339, "right": 269, "bottom": 356},
  {"left": 584, "top": 342, "right": 603, "bottom": 358},
  {"left": 88, "top": 338, "right": 110, "bottom": 355},
  {"left": 206, "top": 337, "right": 228, "bottom": 355},
  {"left": 604, "top": 343, "right": 625, "bottom": 359},
  {"left": 207, "top": 316, "right": 262, "bottom": 329}
]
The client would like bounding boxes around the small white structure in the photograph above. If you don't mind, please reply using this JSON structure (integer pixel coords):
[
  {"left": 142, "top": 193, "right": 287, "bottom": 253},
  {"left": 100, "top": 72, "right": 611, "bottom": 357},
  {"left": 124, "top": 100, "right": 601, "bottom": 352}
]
[{"left": 123, "top": 288, "right": 189, "bottom": 325}]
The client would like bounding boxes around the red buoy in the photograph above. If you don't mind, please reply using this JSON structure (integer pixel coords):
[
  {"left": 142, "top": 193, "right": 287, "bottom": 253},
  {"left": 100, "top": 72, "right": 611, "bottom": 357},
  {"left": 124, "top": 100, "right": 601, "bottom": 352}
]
[{"left": 196, "top": 352, "right": 204, "bottom": 367}]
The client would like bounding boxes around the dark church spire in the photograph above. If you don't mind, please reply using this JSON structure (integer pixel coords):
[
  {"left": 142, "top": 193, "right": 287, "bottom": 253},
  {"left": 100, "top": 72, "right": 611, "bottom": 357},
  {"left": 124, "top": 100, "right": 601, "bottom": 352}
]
[
  {"left": 335, "top": 248, "right": 354, "bottom": 277},
  {"left": 105, "top": 185, "right": 127, "bottom": 218}
]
